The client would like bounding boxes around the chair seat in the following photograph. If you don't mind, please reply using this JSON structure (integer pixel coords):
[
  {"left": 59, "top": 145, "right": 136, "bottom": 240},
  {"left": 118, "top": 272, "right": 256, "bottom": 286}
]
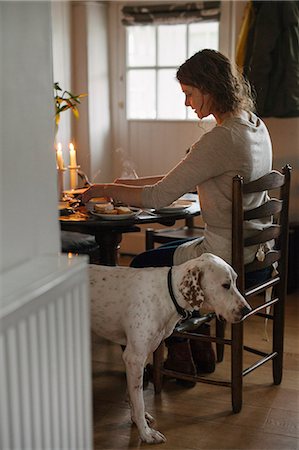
[
  {"left": 61, "top": 231, "right": 101, "bottom": 264},
  {"left": 61, "top": 231, "right": 98, "bottom": 253},
  {"left": 146, "top": 225, "right": 204, "bottom": 250},
  {"left": 153, "top": 227, "right": 204, "bottom": 241}
]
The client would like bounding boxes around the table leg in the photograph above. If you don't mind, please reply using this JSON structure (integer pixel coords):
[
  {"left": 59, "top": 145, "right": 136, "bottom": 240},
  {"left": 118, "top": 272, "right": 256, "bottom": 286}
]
[{"left": 94, "top": 231, "right": 122, "bottom": 266}]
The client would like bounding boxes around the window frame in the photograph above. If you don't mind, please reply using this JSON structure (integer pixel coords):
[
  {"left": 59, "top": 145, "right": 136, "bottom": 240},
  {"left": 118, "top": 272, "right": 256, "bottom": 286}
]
[{"left": 108, "top": 1, "right": 237, "bottom": 135}]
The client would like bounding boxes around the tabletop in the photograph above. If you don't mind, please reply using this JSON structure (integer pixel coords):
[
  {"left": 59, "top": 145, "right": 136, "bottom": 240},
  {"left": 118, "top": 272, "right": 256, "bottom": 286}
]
[{"left": 59, "top": 194, "right": 201, "bottom": 265}]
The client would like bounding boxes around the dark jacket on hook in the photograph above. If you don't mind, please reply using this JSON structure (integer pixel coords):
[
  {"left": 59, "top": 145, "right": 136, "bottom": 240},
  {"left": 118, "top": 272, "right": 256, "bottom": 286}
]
[{"left": 243, "top": 1, "right": 299, "bottom": 118}]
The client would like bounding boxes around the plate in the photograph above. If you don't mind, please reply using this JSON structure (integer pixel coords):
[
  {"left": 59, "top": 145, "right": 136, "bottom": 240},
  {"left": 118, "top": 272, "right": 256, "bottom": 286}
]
[
  {"left": 90, "top": 207, "right": 141, "bottom": 221},
  {"left": 156, "top": 200, "right": 193, "bottom": 213}
]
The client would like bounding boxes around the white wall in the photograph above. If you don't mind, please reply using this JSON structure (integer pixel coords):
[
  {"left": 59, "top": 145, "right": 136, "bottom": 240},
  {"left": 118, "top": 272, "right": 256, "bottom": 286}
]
[
  {"left": 51, "top": 1, "right": 112, "bottom": 187},
  {"left": 72, "top": 1, "right": 112, "bottom": 183},
  {"left": 265, "top": 118, "right": 299, "bottom": 223},
  {"left": 0, "top": 1, "right": 60, "bottom": 273},
  {"left": 86, "top": 2, "right": 112, "bottom": 183}
]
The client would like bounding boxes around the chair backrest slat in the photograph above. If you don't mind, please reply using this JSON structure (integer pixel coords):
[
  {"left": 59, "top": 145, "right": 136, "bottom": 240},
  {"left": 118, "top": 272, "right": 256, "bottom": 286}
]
[
  {"left": 243, "top": 170, "right": 285, "bottom": 194},
  {"left": 245, "top": 250, "right": 281, "bottom": 273},
  {"left": 244, "top": 225, "right": 281, "bottom": 246},
  {"left": 244, "top": 198, "right": 282, "bottom": 220}
]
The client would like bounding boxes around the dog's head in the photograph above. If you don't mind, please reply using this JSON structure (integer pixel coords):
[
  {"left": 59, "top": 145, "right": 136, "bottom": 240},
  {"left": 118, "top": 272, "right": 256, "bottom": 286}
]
[{"left": 178, "top": 253, "right": 251, "bottom": 323}]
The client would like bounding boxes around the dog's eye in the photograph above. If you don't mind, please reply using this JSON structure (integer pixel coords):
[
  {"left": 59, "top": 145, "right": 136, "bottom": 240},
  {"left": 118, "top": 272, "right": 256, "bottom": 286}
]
[{"left": 222, "top": 283, "right": 231, "bottom": 290}]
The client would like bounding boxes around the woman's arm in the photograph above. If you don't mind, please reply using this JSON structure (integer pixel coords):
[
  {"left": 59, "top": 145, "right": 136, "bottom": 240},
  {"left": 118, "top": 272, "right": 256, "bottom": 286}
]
[
  {"left": 113, "top": 175, "right": 164, "bottom": 186},
  {"left": 81, "top": 175, "right": 165, "bottom": 206}
]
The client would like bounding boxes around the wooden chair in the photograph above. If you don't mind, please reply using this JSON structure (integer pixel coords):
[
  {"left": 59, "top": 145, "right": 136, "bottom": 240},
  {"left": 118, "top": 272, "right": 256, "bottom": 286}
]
[
  {"left": 146, "top": 216, "right": 204, "bottom": 250},
  {"left": 152, "top": 165, "right": 291, "bottom": 413}
]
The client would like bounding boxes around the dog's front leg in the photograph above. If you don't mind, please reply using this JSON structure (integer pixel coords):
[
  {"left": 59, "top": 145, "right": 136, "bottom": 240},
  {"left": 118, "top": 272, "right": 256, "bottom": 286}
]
[{"left": 122, "top": 346, "right": 166, "bottom": 444}]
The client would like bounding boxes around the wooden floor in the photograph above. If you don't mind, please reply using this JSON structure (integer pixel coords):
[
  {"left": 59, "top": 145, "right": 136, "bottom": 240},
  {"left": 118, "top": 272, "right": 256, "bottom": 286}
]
[{"left": 92, "top": 256, "right": 299, "bottom": 450}]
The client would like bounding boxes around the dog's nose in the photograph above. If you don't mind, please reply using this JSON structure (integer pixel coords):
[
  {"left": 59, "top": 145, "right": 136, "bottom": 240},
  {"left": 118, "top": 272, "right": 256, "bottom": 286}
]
[{"left": 241, "top": 305, "right": 252, "bottom": 318}]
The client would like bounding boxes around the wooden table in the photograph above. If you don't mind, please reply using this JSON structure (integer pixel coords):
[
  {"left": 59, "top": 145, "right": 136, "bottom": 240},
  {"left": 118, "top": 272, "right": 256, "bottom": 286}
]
[{"left": 60, "top": 195, "right": 200, "bottom": 266}]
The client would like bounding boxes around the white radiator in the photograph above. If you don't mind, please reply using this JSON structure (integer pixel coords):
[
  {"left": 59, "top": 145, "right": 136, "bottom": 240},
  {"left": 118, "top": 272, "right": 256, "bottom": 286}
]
[{"left": 0, "top": 255, "right": 92, "bottom": 450}]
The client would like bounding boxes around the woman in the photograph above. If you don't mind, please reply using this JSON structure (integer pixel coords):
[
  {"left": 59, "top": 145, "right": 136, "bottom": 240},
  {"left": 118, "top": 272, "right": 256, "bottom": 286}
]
[
  {"left": 82, "top": 49, "right": 272, "bottom": 377},
  {"left": 83, "top": 49, "right": 272, "bottom": 267}
]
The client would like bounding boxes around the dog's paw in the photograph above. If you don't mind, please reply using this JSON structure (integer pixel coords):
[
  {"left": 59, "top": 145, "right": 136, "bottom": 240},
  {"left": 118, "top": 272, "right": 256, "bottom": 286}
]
[
  {"left": 145, "top": 411, "right": 155, "bottom": 424},
  {"left": 141, "top": 427, "right": 166, "bottom": 444}
]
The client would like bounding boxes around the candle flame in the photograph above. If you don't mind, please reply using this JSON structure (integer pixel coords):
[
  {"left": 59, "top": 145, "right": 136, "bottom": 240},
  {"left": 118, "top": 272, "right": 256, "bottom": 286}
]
[
  {"left": 69, "top": 142, "right": 74, "bottom": 151},
  {"left": 57, "top": 142, "right": 62, "bottom": 151}
]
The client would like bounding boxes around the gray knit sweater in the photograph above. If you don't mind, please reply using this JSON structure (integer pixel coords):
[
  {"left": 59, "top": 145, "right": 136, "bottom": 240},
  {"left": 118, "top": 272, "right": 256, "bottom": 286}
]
[{"left": 142, "top": 111, "right": 272, "bottom": 265}]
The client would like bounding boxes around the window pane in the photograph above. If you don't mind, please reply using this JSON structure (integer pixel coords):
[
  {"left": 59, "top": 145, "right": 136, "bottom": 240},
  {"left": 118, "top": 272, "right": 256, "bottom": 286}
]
[
  {"left": 127, "top": 26, "right": 156, "bottom": 67},
  {"left": 127, "top": 69, "right": 156, "bottom": 119},
  {"left": 157, "top": 69, "right": 186, "bottom": 119},
  {"left": 157, "top": 25, "right": 186, "bottom": 66},
  {"left": 188, "top": 22, "right": 219, "bottom": 57}
]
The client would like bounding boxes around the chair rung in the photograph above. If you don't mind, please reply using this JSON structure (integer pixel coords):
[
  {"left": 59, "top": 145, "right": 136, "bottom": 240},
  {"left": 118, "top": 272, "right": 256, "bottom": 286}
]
[
  {"left": 242, "top": 352, "right": 277, "bottom": 377},
  {"left": 245, "top": 276, "right": 280, "bottom": 297},
  {"left": 243, "top": 345, "right": 270, "bottom": 357},
  {"left": 256, "top": 312, "right": 273, "bottom": 319},
  {"left": 172, "top": 330, "right": 231, "bottom": 346},
  {"left": 242, "top": 297, "right": 279, "bottom": 320},
  {"left": 161, "top": 368, "right": 231, "bottom": 387},
  {"left": 162, "top": 352, "right": 278, "bottom": 387}
]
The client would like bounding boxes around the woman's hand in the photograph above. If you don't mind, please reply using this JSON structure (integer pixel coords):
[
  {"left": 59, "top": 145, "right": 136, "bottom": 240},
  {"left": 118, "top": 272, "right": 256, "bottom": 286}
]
[
  {"left": 80, "top": 181, "right": 145, "bottom": 208},
  {"left": 80, "top": 184, "right": 110, "bottom": 204}
]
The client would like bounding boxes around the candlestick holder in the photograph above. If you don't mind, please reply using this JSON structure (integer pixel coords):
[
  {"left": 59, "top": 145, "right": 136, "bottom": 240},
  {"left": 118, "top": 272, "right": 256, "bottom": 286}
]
[
  {"left": 68, "top": 164, "right": 80, "bottom": 191},
  {"left": 57, "top": 166, "right": 67, "bottom": 200}
]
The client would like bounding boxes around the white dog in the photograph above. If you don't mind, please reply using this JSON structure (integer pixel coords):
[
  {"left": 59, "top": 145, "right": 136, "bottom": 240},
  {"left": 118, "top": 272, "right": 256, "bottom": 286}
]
[{"left": 89, "top": 253, "right": 251, "bottom": 444}]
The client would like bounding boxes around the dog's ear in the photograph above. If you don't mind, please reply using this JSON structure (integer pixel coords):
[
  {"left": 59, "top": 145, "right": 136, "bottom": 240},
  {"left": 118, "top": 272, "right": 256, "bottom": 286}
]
[{"left": 179, "top": 266, "right": 205, "bottom": 310}]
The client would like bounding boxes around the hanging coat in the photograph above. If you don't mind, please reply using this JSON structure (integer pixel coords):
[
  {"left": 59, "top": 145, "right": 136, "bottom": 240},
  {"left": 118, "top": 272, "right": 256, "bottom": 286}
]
[{"left": 243, "top": 1, "right": 299, "bottom": 118}]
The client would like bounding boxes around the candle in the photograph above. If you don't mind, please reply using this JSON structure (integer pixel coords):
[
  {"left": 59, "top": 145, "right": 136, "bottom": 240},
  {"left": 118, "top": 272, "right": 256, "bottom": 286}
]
[
  {"left": 70, "top": 168, "right": 77, "bottom": 190},
  {"left": 69, "top": 142, "right": 77, "bottom": 167},
  {"left": 56, "top": 142, "right": 64, "bottom": 169},
  {"left": 69, "top": 142, "right": 77, "bottom": 190}
]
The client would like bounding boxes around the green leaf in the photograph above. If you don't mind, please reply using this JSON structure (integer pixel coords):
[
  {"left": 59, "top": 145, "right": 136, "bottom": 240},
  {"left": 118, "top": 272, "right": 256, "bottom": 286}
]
[
  {"left": 54, "top": 82, "right": 62, "bottom": 91},
  {"left": 59, "top": 105, "right": 70, "bottom": 113},
  {"left": 53, "top": 82, "right": 87, "bottom": 129},
  {"left": 72, "top": 107, "right": 79, "bottom": 119}
]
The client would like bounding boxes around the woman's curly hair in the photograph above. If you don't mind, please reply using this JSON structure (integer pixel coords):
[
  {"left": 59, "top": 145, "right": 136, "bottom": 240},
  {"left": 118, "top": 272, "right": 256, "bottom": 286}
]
[{"left": 177, "top": 49, "right": 255, "bottom": 114}]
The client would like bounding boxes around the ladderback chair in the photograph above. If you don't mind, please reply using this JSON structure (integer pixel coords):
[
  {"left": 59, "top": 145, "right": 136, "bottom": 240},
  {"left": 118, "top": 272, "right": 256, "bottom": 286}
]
[{"left": 153, "top": 165, "right": 291, "bottom": 413}]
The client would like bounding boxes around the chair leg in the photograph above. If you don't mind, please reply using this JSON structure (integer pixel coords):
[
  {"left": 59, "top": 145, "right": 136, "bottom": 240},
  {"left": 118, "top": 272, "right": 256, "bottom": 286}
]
[
  {"left": 216, "top": 319, "right": 226, "bottom": 362},
  {"left": 272, "top": 290, "right": 285, "bottom": 385},
  {"left": 231, "top": 322, "right": 243, "bottom": 413},
  {"left": 153, "top": 341, "right": 165, "bottom": 394},
  {"left": 145, "top": 228, "right": 155, "bottom": 251}
]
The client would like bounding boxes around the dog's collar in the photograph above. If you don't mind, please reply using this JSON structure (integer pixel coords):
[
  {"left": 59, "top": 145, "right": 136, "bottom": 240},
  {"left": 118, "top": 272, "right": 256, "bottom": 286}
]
[{"left": 168, "top": 268, "right": 192, "bottom": 320}]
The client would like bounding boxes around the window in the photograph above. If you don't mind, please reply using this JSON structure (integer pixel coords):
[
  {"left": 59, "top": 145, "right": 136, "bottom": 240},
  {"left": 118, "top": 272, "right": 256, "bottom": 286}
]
[{"left": 126, "top": 21, "right": 219, "bottom": 120}]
